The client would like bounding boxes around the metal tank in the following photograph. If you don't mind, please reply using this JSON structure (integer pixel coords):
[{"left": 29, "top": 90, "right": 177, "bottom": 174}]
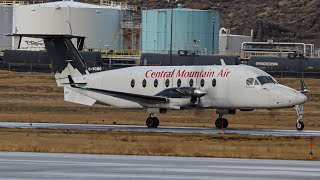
[
  {"left": 0, "top": 4, "right": 13, "bottom": 50},
  {"left": 141, "top": 4, "right": 220, "bottom": 54},
  {"left": 140, "top": 53, "right": 239, "bottom": 66},
  {"left": 2, "top": 49, "right": 103, "bottom": 72},
  {"left": 12, "top": 0, "right": 120, "bottom": 51},
  {"left": 248, "top": 56, "right": 320, "bottom": 78}
]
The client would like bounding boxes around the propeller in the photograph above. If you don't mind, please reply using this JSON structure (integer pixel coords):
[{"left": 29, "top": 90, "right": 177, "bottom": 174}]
[{"left": 176, "top": 87, "right": 207, "bottom": 104}]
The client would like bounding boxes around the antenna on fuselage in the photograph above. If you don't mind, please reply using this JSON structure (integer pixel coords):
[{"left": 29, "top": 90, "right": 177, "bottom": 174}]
[{"left": 220, "top": 59, "right": 226, "bottom": 66}]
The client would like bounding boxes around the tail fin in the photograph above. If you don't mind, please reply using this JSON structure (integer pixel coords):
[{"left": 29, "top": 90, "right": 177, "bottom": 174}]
[{"left": 7, "top": 34, "right": 88, "bottom": 79}]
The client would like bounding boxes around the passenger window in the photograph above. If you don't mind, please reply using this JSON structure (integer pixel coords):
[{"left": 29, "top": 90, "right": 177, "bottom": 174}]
[
  {"left": 177, "top": 79, "right": 181, "bottom": 87},
  {"left": 254, "top": 79, "right": 260, "bottom": 85},
  {"left": 212, "top": 79, "right": 216, "bottom": 87},
  {"left": 142, "top": 79, "right": 147, "bottom": 88},
  {"left": 246, "top": 78, "right": 254, "bottom": 85},
  {"left": 200, "top": 79, "right": 205, "bottom": 87},
  {"left": 189, "top": 79, "right": 194, "bottom": 87},
  {"left": 131, "top": 79, "right": 135, "bottom": 88},
  {"left": 154, "top": 79, "right": 158, "bottom": 88},
  {"left": 165, "top": 79, "right": 170, "bottom": 87}
]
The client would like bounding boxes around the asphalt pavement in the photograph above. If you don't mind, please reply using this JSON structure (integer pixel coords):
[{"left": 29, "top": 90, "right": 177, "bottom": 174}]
[
  {"left": 0, "top": 121, "right": 319, "bottom": 136},
  {"left": 0, "top": 152, "right": 319, "bottom": 180}
]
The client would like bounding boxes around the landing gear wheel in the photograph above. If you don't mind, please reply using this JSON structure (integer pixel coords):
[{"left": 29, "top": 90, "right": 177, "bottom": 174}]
[
  {"left": 294, "top": 105, "right": 304, "bottom": 131},
  {"left": 153, "top": 117, "right": 159, "bottom": 128},
  {"left": 215, "top": 118, "right": 228, "bottom": 129},
  {"left": 146, "top": 117, "right": 159, "bottom": 128},
  {"left": 222, "top": 118, "right": 228, "bottom": 128},
  {"left": 296, "top": 121, "right": 304, "bottom": 130}
]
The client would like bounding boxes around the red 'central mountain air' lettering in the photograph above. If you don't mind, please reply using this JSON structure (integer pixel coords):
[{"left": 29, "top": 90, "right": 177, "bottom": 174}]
[{"left": 145, "top": 69, "right": 215, "bottom": 78}]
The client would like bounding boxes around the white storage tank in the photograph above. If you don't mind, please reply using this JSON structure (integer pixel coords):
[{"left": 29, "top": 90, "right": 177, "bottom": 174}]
[
  {"left": 13, "top": 0, "right": 121, "bottom": 51},
  {"left": 0, "top": 4, "right": 13, "bottom": 50}
]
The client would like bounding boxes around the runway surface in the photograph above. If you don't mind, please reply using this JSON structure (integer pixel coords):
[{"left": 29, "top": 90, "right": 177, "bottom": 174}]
[
  {"left": 0, "top": 121, "right": 320, "bottom": 136},
  {"left": 0, "top": 152, "right": 319, "bottom": 180}
]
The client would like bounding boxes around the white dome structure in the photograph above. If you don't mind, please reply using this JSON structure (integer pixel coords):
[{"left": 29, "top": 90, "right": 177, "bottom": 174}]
[{"left": 13, "top": 0, "right": 121, "bottom": 51}]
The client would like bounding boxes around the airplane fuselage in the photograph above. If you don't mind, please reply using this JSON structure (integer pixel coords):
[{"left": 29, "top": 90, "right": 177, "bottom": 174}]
[{"left": 70, "top": 65, "right": 307, "bottom": 110}]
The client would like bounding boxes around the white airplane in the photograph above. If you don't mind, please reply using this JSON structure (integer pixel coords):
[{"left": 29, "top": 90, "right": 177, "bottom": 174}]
[{"left": 9, "top": 34, "right": 308, "bottom": 130}]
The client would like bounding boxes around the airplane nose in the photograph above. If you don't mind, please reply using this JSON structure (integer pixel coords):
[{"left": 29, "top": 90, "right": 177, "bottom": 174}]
[{"left": 295, "top": 93, "right": 307, "bottom": 105}]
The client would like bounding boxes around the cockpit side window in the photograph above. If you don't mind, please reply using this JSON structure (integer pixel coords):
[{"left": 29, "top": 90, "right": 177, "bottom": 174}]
[
  {"left": 254, "top": 79, "right": 260, "bottom": 85},
  {"left": 268, "top": 76, "right": 278, "bottom": 84},
  {"left": 246, "top": 78, "right": 254, "bottom": 85},
  {"left": 257, "top": 76, "right": 278, "bottom": 85}
]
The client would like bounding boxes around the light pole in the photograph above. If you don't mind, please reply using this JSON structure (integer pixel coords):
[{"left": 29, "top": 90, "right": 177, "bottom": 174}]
[
  {"left": 168, "top": 0, "right": 177, "bottom": 66},
  {"left": 98, "top": 40, "right": 102, "bottom": 52}
]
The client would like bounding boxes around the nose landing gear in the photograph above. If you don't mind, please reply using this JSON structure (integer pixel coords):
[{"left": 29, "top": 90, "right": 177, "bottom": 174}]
[
  {"left": 215, "top": 114, "right": 229, "bottom": 129},
  {"left": 295, "top": 105, "right": 304, "bottom": 130}
]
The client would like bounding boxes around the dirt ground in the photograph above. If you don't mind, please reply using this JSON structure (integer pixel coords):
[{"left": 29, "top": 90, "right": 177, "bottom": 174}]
[{"left": 0, "top": 70, "right": 319, "bottom": 130}]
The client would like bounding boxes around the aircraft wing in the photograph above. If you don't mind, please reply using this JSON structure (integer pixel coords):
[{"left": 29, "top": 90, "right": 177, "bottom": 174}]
[
  {"left": 85, "top": 87, "right": 169, "bottom": 105},
  {"left": 66, "top": 75, "right": 168, "bottom": 105}
]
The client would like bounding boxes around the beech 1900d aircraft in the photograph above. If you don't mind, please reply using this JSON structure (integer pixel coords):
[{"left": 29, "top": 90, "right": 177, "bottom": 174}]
[{"left": 9, "top": 34, "right": 308, "bottom": 130}]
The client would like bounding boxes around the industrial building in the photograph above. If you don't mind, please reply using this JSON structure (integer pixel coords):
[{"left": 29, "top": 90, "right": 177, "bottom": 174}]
[
  {"left": 1, "top": 0, "right": 320, "bottom": 78},
  {"left": 219, "top": 27, "right": 253, "bottom": 56},
  {"left": 141, "top": 5, "right": 220, "bottom": 54}
]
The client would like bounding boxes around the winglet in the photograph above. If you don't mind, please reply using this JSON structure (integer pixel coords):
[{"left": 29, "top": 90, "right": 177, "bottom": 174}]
[
  {"left": 300, "top": 79, "right": 310, "bottom": 93},
  {"left": 220, "top": 59, "right": 226, "bottom": 66}
]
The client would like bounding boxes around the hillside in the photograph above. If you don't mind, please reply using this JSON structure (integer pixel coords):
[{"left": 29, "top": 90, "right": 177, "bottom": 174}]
[{"left": 128, "top": 0, "right": 320, "bottom": 46}]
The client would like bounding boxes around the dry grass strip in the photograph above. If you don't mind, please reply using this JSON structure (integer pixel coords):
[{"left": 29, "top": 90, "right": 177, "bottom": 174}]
[{"left": 0, "top": 128, "right": 318, "bottom": 160}]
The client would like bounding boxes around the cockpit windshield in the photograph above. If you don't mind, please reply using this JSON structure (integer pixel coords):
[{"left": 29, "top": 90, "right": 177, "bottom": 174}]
[{"left": 257, "top": 76, "right": 278, "bottom": 85}]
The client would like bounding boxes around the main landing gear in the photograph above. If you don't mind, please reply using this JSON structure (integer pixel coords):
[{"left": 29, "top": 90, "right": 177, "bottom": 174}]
[
  {"left": 215, "top": 114, "right": 229, "bottom": 129},
  {"left": 295, "top": 105, "right": 304, "bottom": 130},
  {"left": 146, "top": 114, "right": 159, "bottom": 128}
]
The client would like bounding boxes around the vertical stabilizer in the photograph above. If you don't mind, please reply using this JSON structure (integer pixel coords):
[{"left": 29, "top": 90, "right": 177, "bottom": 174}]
[
  {"left": 7, "top": 34, "right": 88, "bottom": 79},
  {"left": 43, "top": 36, "right": 89, "bottom": 79}
]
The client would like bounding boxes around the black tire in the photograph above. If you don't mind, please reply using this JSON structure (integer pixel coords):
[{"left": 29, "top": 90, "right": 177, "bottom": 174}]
[
  {"left": 146, "top": 117, "right": 154, "bottom": 128},
  {"left": 215, "top": 118, "right": 228, "bottom": 129},
  {"left": 296, "top": 121, "right": 304, "bottom": 130},
  {"left": 215, "top": 118, "right": 222, "bottom": 129},
  {"left": 222, "top": 118, "right": 229, "bottom": 129},
  {"left": 153, "top": 117, "right": 159, "bottom": 128}
]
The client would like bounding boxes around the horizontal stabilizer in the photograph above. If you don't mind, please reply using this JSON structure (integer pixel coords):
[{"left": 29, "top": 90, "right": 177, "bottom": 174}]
[
  {"left": 7, "top": 33, "right": 85, "bottom": 39},
  {"left": 64, "top": 87, "right": 96, "bottom": 106}
]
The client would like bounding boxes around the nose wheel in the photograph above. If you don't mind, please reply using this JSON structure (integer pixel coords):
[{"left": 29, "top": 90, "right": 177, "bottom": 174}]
[
  {"left": 294, "top": 105, "right": 304, "bottom": 130},
  {"left": 146, "top": 114, "right": 159, "bottom": 128},
  {"left": 296, "top": 121, "right": 304, "bottom": 130},
  {"left": 215, "top": 115, "right": 228, "bottom": 129}
]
